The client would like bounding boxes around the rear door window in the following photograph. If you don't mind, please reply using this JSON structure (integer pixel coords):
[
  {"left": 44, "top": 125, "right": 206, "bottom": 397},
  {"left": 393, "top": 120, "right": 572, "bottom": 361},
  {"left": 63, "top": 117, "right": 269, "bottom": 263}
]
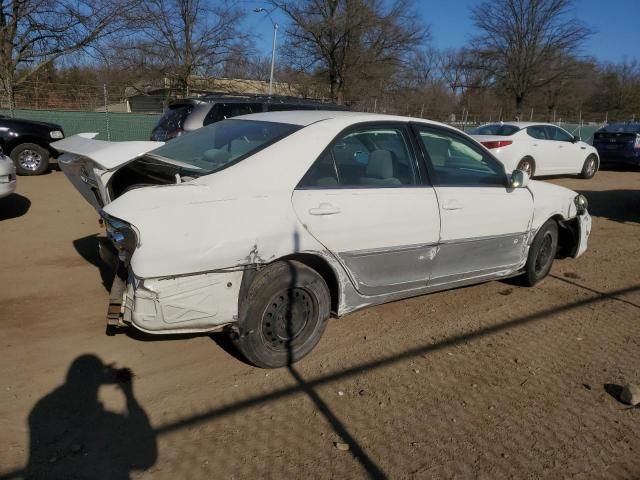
[
  {"left": 545, "top": 126, "right": 573, "bottom": 142},
  {"left": 204, "top": 102, "right": 263, "bottom": 125},
  {"left": 526, "top": 126, "right": 548, "bottom": 140},
  {"left": 298, "top": 126, "right": 418, "bottom": 188}
]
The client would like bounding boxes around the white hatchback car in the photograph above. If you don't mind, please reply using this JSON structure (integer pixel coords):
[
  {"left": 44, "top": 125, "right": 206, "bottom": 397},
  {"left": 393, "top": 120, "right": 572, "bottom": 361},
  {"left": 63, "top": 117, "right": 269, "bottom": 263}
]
[
  {"left": 56, "top": 111, "right": 591, "bottom": 368},
  {"left": 470, "top": 122, "right": 599, "bottom": 178},
  {"left": 0, "top": 153, "right": 17, "bottom": 199}
]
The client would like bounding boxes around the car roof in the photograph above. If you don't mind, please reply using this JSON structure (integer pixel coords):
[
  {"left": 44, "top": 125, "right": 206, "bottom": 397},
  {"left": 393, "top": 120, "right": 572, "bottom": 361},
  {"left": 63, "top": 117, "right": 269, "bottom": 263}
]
[
  {"left": 479, "top": 121, "right": 557, "bottom": 128},
  {"left": 233, "top": 109, "right": 453, "bottom": 128},
  {"left": 169, "top": 95, "right": 344, "bottom": 107}
]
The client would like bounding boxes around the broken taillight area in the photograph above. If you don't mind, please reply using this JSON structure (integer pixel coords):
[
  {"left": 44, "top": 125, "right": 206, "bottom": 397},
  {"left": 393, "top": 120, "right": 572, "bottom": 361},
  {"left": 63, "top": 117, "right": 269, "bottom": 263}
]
[{"left": 481, "top": 140, "right": 513, "bottom": 149}]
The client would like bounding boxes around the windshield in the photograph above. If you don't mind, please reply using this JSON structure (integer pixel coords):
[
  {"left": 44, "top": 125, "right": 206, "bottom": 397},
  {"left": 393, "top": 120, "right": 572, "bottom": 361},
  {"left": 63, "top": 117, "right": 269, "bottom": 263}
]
[
  {"left": 471, "top": 124, "right": 520, "bottom": 136},
  {"left": 149, "top": 119, "right": 300, "bottom": 173},
  {"left": 600, "top": 123, "right": 640, "bottom": 134}
]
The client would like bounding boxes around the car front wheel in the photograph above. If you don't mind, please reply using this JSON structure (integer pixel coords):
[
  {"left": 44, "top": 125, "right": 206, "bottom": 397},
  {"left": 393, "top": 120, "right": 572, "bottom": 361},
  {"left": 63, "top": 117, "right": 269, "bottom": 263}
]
[
  {"left": 11, "top": 143, "right": 50, "bottom": 176},
  {"left": 232, "top": 260, "right": 331, "bottom": 368},
  {"left": 522, "top": 220, "right": 558, "bottom": 286}
]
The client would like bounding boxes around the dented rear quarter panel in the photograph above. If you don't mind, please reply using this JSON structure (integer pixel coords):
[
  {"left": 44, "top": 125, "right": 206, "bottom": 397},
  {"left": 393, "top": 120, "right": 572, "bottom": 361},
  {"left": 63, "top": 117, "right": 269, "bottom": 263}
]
[{"left": 102, "top": 120, "right": 353, "bottom": 279}]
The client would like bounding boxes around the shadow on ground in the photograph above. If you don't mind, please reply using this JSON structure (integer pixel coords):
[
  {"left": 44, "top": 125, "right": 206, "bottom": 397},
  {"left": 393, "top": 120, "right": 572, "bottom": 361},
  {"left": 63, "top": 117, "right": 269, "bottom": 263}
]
[
  {"left": 0, "top": 193, "right": 31, "bottom": 220},
  {"left": 73, "top": 234, "right": 115, "bottom": 291},
  {"left": 2, "top": 282, "right": 639, "bottom": 480},
  {"left": 577, "top": 189, "right": 639, "bottom": 224},
  {"left": 22, "top": 355, "right": 156, "bottom": 480}
]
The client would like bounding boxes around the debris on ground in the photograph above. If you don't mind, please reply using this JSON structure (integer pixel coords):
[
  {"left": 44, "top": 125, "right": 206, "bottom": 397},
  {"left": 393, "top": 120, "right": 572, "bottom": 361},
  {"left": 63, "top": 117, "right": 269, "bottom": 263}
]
[{"left": 620, "top": 384, "right": 640, "bottom": 406}]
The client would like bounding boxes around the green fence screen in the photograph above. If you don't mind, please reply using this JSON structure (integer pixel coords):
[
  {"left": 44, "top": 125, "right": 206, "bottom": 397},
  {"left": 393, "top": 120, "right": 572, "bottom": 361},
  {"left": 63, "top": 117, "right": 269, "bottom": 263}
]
[
  {"left": 1, "top": 109, "right": 602, "bottom": 144},
  {"left": 0, "top": 109, "right": 160, "bottom": 141}
]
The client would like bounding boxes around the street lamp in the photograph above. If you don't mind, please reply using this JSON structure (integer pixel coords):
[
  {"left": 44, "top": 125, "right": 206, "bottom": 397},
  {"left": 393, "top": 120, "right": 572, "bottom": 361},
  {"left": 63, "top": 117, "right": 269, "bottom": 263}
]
[{"left": 254, "top": 7, "right": 278, "bottom": 97}]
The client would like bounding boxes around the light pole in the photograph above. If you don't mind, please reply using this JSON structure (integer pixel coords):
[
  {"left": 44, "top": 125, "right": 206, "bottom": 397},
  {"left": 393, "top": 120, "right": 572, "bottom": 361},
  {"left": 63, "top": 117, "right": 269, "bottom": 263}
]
[{"left": 254, "top": 7, "right": 278, "bottom": 97}]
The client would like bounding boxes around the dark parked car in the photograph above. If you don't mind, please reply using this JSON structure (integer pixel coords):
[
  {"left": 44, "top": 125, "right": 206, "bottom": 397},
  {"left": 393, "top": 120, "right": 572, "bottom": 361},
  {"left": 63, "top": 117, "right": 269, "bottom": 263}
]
[
  {"left": 0, "top": 115, "right": 65, "bottom": 175},
  {"left": 150, "top": 94, "right": 347, "bottom": 142},
  {"left": 592, "top": 122, "right": 640, "bottom": 169}
]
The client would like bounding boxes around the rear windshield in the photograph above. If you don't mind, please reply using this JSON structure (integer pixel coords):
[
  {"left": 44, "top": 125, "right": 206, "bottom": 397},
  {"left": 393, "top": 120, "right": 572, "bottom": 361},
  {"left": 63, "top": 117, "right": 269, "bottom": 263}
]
[
  {"left": 599, "top": 123, "right": 640, "bottom": 134},
  {"left": 148, "top": 119, "right": 300, "bottom": 174},
  {"left": 471, "top": 124, "right": 520, "bottom": 136},
  {"left": 156, "top": 104, "right": 193, "bottom": 130}
]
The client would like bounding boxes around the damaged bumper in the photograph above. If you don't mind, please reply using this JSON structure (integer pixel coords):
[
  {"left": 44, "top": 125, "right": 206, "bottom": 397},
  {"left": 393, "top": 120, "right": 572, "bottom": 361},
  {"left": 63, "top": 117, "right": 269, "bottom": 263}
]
[
  {"left": 107, "top": 262, "right": 243, "bottom": 335},
  {"left": 574, "top": 211, "right": 591, "bottom": 258}
]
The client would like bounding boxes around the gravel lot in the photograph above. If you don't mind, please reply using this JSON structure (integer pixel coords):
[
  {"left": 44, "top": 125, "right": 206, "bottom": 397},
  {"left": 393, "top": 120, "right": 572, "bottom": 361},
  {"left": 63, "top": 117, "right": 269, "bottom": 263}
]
[{"left": 1, "top": 168, "right": 639, "bottom": 479}]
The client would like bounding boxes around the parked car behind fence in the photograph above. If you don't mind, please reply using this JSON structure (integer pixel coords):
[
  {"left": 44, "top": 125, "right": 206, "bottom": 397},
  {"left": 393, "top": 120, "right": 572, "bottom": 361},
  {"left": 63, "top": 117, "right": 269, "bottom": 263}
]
[
  {"left": 150, "top": 94, "right": 347, "bottom": 142},
  {"left": 470, "top": 122, "right": 599, "bottom": 179},
  {"left": 592, "top": 122, "right": 640, "bottom": 169},
  {"left": 0, "top": 115, "right": 65, "bottom": 175}
]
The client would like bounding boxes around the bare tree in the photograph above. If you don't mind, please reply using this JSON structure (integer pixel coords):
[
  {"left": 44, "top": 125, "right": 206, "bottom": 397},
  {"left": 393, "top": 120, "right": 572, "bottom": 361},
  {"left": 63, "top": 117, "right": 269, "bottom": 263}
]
[
  {"left": 222, "top": 51, "right": 273, "bottom": 82},
  {"left": 122, "top": 0, "right": 249, "bottom": 96},
  {"left": 271, "top": 0, "right": 428, "bottom": 103},
  {"left": 471, "top": 0, "right": 593, "bottom": 112},
  {"left": 0, "top": 0, "right": 128, "bottom": 108}
]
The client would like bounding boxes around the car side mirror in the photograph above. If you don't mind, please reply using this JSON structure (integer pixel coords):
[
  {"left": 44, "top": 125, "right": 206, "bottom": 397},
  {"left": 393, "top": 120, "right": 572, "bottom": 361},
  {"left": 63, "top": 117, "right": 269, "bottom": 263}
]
[
  {"left": 510, "top": 169, "right": 530, "bottom": 188},
  {"left": 572, "top": 136, "right": 580, "bottom": 143}
]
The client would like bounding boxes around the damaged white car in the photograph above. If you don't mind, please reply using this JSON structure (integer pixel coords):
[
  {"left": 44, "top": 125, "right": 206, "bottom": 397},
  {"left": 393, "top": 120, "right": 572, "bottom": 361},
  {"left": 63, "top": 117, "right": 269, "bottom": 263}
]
[{"left": 56, "top": 111, "right": 591, "bottom": 368}]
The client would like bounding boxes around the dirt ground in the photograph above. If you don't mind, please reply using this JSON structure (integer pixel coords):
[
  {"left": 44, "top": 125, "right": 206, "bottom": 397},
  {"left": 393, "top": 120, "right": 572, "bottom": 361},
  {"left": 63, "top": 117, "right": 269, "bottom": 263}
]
[{"left": 0, "top": 168, "right": 639, "bottom": 479}]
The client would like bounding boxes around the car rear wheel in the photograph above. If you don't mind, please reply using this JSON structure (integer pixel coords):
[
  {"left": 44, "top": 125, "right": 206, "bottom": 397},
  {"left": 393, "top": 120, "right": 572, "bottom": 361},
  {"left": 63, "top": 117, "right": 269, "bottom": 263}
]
[
  {"left": 11, "top": 143, "right": 50, "bottom": 176},
  {"left": 232, "top": 260, "right": 331, "bottom": 368},
  {"left": 517, "top": 157, "right": 535, "bottom": 177},
  {"left": 522, "top": 220, "right": 558, "bottom": 286},
  {"left": 580, "top": 154, "right": 598, "bottom": 179}
]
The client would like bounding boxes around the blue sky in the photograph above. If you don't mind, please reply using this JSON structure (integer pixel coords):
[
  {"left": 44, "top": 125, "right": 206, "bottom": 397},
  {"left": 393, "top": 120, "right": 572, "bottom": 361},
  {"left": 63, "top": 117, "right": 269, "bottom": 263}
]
[{"left": 247, "top": 0, "right": 640, "bottom": 64}]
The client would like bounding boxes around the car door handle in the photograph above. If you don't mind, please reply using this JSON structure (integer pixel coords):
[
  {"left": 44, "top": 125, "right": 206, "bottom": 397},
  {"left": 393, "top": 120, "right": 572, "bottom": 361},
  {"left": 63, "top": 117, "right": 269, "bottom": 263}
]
[
  {"left": 442, "top": 199, "right": 464, "bottom": 211},
  {"left": 309, "top": 203, "right": 341, "bottom": 215}
]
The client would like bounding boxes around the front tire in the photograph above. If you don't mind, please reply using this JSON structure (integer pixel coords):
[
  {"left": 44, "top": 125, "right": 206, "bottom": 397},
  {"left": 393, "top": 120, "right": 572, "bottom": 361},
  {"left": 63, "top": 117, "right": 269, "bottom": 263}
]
[
  {"left": 232, "top": 261, "right": 331, "bottom": 368},
  {"left": 522, "top": 220, "right": 558, "bottom": 286},
  {"left": 580, "top": 154, "right": 598, "bottom": 179},
  {"left": 11, "top": 143, "right": 50, "bottom": 176}
]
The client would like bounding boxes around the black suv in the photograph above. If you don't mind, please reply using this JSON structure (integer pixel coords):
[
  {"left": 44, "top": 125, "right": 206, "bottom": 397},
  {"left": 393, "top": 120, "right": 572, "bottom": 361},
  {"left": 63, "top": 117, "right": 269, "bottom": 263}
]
[
  {"left": 0, "top": 115, "right": 65, "bottom": 175},
  {"left": 150, "top": 95, "right": 346, "bottom": 142}
]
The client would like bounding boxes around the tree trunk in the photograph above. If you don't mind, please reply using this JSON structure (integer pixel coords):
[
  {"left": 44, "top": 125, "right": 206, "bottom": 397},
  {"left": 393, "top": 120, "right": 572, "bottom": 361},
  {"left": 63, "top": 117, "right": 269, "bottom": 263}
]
[
  {"left": 329, "top": 69, "right": 342, "bottom": 104},
  {"left": 515, "top": 94, "right": 525, "bottom": 118}
]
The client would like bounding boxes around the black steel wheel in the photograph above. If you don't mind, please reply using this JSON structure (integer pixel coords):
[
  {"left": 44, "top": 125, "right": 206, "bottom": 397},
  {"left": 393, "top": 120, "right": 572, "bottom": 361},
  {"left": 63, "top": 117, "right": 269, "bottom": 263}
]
[
  {"left": 522, "top": 219, "right": 558, "bottom": 286},
  {"left": 232, "top": 260, "right": 331, "bottom": 368}
]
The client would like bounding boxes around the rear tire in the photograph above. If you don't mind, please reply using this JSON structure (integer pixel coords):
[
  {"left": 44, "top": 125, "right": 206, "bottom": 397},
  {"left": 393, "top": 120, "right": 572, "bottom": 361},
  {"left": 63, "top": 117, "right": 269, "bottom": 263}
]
[
  {"left": 517, "top": 157, "right": 535, "bottom": 177},
  {"left": 11, "top": 143, "right": 50, "bottom": 176},
  {"left": 522, "top": 220, "right": 558, "bottom": 286},
  {"left": 232, "top": 260, "right": 331, "bottom": 368},
  {"left": 580, "top": 154, "right": 598, "bottom": 179}
]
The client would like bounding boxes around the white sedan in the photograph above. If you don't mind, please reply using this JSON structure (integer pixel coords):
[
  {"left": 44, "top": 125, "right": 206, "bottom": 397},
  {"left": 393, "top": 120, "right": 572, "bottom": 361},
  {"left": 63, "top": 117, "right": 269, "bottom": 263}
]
[
  {"left": 0, "top": 153, "right": 17, "bottom": 199},
  {"left": 470, "top": 122, "right": 599, "bottom": 178},
  {"left": 55, "top": 111, "right": 591, "bottom": 368}
]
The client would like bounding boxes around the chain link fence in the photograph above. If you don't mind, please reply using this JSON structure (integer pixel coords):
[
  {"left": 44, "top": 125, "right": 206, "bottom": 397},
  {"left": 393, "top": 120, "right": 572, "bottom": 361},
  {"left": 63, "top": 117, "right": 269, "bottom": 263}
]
[{"left": 0, "top": 82, "right": 611, "bottom": 143}]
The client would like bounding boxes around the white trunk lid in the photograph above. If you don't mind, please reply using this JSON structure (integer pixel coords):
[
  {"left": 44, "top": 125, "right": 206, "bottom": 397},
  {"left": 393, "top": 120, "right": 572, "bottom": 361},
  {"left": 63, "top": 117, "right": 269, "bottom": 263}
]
[{"left": 54, "top": 134, "right": 164, "bottom": 209}]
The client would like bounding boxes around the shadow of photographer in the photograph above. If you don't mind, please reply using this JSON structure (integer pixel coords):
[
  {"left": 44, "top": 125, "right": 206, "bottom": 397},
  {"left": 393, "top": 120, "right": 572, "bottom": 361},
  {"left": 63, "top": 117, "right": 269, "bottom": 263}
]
[{"left": 25, "top": 354, "right": 157, "bottom": 480}]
